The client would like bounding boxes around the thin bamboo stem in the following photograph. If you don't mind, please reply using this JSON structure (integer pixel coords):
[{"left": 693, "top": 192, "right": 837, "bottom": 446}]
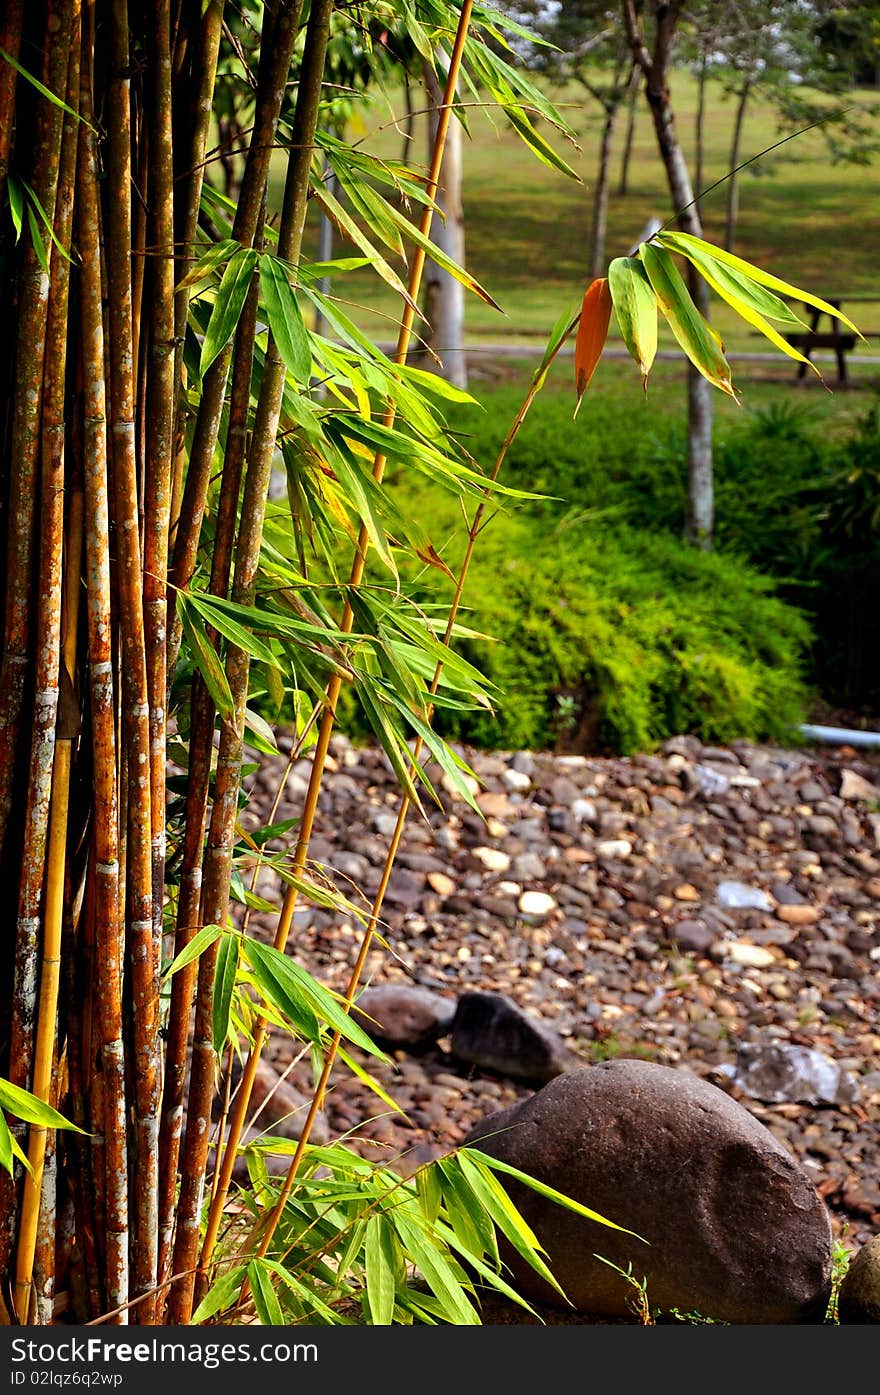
[
  {"left": 105, "top": 0, "right": 157, "bottom": 1315},
  {"left": 200, "top": 3, "right": 476, "bottom": 1281},
  {"left": 172, "top": 0, "right": 334, "bottom": 1321},
  {"left": 76, "top": 5, "right": 129, "bottom": 1314},
  {"left": 0, "top": 0, "right": 24, "bottom": 205}
]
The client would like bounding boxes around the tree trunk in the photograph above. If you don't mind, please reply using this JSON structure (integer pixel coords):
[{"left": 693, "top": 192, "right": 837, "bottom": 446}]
[
  {"left": 626, "top": 1, "right": 715, "bottom": 549},
  {"left": 590, "top": 101, "right": 618, "bottom": 279},
  {"left": 724, "top": 79, "right": 752, "bottom": 251},
  {"left": 617, "top": 63, "right": 639, "bottom": 195},
  {"left": 421, "top": 62, "right": 467, "bottom": 389},
  {"left": 695, "top": 50, "right": 707, "bottom": 197}
]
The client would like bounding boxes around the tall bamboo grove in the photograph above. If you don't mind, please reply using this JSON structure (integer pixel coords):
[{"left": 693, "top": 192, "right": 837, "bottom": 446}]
[{"left": 0, "top": 0, "right": 591, "bottom": 1327}]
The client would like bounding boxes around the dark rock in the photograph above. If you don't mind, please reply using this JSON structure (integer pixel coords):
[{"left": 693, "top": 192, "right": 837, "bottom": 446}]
[
  {"left": 353, "top": 984, "right": 456, "bottom": 1050},
  {"left": 450, "top": 990, "right": 573, "bottom": 1083},
  {"left": 464, "top": 1061, "right": 832, "bottom": 1324},
  {"left": 668, "top": 919, "right": 715, "bottom": 954},
  {"left": 838, "top": 1236, "right": 880, "bottom": 1323}
]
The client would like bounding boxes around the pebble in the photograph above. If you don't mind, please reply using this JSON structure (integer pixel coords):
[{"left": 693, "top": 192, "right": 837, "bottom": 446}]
[{"left": 518, "top": 890, "right": 557, "bottom": 917}]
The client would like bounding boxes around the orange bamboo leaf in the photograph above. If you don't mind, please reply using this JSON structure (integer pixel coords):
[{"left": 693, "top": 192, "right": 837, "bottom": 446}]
[{"left": 573, "top": 278, "right": 612, "bottom": 417}]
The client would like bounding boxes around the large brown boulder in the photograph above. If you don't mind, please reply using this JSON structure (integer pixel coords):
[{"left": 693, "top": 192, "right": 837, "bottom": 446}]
[
  {"left": 464, "top": 1060, "right": 832, "bottom": 1324},
  {"left": 450, "top": 991, "right": 574, "bottom": 1083}
]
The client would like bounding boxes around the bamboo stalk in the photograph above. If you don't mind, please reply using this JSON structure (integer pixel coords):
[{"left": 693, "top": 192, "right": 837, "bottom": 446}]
[
  {"left": 11, "top": 7, "right": 80, "bottom": 1321},
  {"left": 143, "top": 0, "right": 176, "bottom": 986},
  {"left": 0, "top": 0, "right": 24, "bottom": 207},
  {"left": 198, "top": 2, "right": 476, "bottom": 1280},
  {"left": 104, "top": 0, "right": 158, "bottom": 1316},
  {"left": 166, "top": 0, "right": 304, "bottom": 692},
  {"left": 76, "top": 6, "right": 129, "bottom": 1314},
  {"left": 171, "top": 0, "right": 334, "bottom": 1322},
  {"left": 2, "top": 0, "right": 69, "bottom": 1016},
  {"left": 156, "top": 270, "right": 262, "bottom": 1299}
]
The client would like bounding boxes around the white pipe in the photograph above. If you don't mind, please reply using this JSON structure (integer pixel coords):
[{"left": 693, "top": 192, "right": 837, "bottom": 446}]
[{"left": 799, "top": 723, "right": 880, "bottom": 748}]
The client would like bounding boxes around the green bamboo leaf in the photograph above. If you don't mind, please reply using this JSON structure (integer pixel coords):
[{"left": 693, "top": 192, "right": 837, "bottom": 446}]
[
  {"left": 656, "top": 233, "right": 807, "bottom": 328},
  {"left": 259, "top": 255, "right": 311, "bottom": 383},
  {"left": 259, "top": 1258, "right": 350, "bottom": 1324},
  {"left": 243, "top": 706, "right": 279, "bottom": 754},
  {"left": 186, "top": 591, "right": 280, "bottom": 667},
  {"left": 454, "top": 1151, "right": 562, "bottom": 1294},
  {"left": 21, "top": 178, "right": 74, "bottom": 265},
  {"left": 177, "top": 237, "right": 239, "bottom": 291},
  {"left": 464, "top": 1147, "right": 641, "bottom": 1238},
  {"left": 640, "top": 242, "right": 738, "bottom": 400},
  {"left": 212, "top": 934, "right": 239, "bottom": 1053},
  {"left": 502, "top": 103, "right": 580, "bottom": 180},
  {"left": 436, "top": 1157, "right": 495, "bottom": 1258},
  {"left": 242, "top": 940, "right": 321, "bottom": 1044},
  {"left": 311, "top": 184, "right": 418, "bottom": 313},
  {"left": 365, "top": 1215, "right": 397, "bottom": 1325},
  {"left": 437, "top": 1219, "right": 540, "bottom": 1316},
  {"left": 247, "top": 1259, "right": 285, "bottom": 1326},
  {"left": 383, "top": 200, "right": 502, "bottom": 311},
  {"left": 177, "top": 596, "right": 234, "bottom": 721},
  {"left": 163, "top": 923, "right": 224, "bottom": 978},
  {"left": 7, "top": 175, "right": 23, "bottom": 241},
  {"left": 608, "top": 256, "right": 658, "bottom": 385},
  {"left": 0, "top": 1079, "right": 84, "bottom": 1133},
  {"left": 417, "top": 1163, "right": 443, "bottom": 1227},
  {"left": 200, "top": 247, "right": 258, "bottom": 377},
  {"left": 26, "top": 205, "right": 49, "bottom": 276},
  {"left": 0, "top": 46, "right": 85, "bottom": 124},
  {"left": 0, "top": 1112, "right": 31, "bottom": 1178},
  {"left": 391, "top": 1212, "right": 479, "bottom": 1325},
  {"left": 656, "top": 230, "right": 863, "bottom": 337},
  {"left": 335, "top": 1045, "right": 405, "bottom": 1116},
  {"left": 190, "top": 1265, "right": 246, "bottom": 1324},
  {"left": 272, "top": 953, "right": 387, "bottom": 1060}
]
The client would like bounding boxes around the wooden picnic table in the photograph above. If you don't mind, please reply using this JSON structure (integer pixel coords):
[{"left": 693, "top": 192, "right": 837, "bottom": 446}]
[{"left": 789, "top": 293, "right": 877, "bottom": 384}]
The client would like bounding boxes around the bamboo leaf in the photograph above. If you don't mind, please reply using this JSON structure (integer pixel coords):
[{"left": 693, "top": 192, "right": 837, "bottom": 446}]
[
  {"left": 26, "top": 205, "right": 49, "bottom": 276},
  {"left": 656, "top": 232, "right": 807, "bottom": 328},
  {"left": 186, "top": 591, "right": 280, "bottom": 667},
  {"left": 21, "top": 178, "right": 74, "bottom": 264},
  {"left": 655, "top": 230, "right": 864, "bottom": 337},
  {"left": 463, "top": 1147, "right": 642, "bottom": 1238},
  {"left": 680, "top": 257, "right": 822, "bottom": 378},
  {"left": 0, "top": 1079, "right": 84, "bottom": 1133},
  {"left": 640, "top": 242, "right": 738, "bottom": 400},
  {"left": 608, "top": 256, "right": 658, "bottom": 386},
  {"left": 417, "top": 1162, "right": 443, "bottom": 1227},
  {"left": 263, "top": 950, "right": 387, "bottom": 1060},
  {"left": 335, "top": 1045, "right": 404, "bottom": 1116},
  {"left": 212, "top": 934, "right": 239, "bottom": 1053},
  {"left": 365, "top": 1215, "right": 397, "bottom": 1325},
  {"left": 259, "top": 254, "right": 311, "bottom": 383},
  {"left": 0, "top": 1112, "right": 31, "bottom": 1178},
  {"left": 502, "top": 103, "right": 579, "bottom": 179},
  {"left": 163, "top": 923, "right": 224, "bottom": 978},
  {"left": 391, "top": 1212, "right": 479, "bottom": 1325},
  {"left": 200, "top": 247, "right": 258, "bottom": 376},
  {"left": 0, "top": 46, "right": 85, "bottom": 124},
  {"left": 311, "top": 184, "right": 419, "bottom": 313},
  {"left": 7, "top": 176, "right": 23, "bottom": 241},
  {"left": 573, "top": 278, "right": 612, "bottom": 417},
  {"left": 453, "top": 1151, "right": 563, "bottom": 1294},
  {"left": 242, "top": 940, "right": 321, "bottom": 1044},
  {"left": 244, "top": 706, "right": 279, "bottom": 753},
  {"left": 383, "top": 200, "right": 502, "bottom": 311},
  {"left": 177, "top": 596, "right": 234, "bottom": 721},
  {"left": 247, "top": 1258, "right": 285, "bottom": 1326},
  {"left": 178, "top": 237, "right": 240, "bottom": 291},
  {"left": 190, "top": 1265, "right": 246, "bottom": 1324}
]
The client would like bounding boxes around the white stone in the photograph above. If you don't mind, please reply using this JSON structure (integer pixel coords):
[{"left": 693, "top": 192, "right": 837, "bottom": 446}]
[
  {"left": 596, "top": 838, "right": 633, "bottom": 860},
  {"left": 518, "top": 890, "right": 557, "bottom": 917},
  {"left": 473, "top": 846, "right": 511, "bottom": 873},
  {"left": 717, "top": 941, "right": 777, "bottom": 969},
  {"left": 502, "top": 767, "right": 532, "bottom": 793}
]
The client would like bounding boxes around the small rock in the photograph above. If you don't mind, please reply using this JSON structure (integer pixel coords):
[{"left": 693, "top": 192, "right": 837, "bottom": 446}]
[
  {"left": 450, "top": 990, "right": 573, "bottom": 1083},
  {"left": 353, "top": 985, "right": 456, "bottom": 1050},
  {"left": 694, "top": 763, "right": 731, "bottom": 796},
  {"left": 427, "top": 871, "right": 455, "bottom": 897},
  {"left": 571, "top": 798, "right": 598, "bottom": 825},
  {"left": 669, "top": 919, "right": 715, "bottom": 954},
  {"left": 674, "top": 883, "right": 701, "bottom": 902},
  {"left": 776, "top": 903, "right": 820, "bottom": 926},
  {"left": 502, "top": 768, "right": 532, "bottom": 793},
  {"left": 719, "top": 1042, "right": 860, "bottom": 1106},
  {"left": 839, "top": 769, "right": 880, "bottom": 803},
  {"left": 518, "top": 890, "right": 557, "bottom": 917},
  {"left": 472, "top": 846, "right": 511, "bottom": 874},
  {"left": 837, "top": 1237, "right": 880, "bottom": 1324},
  {"left": 716, "top": 941, "right": 777, "bottom": 968},
  {"left": 596, "top": 838, "right": 633, "bottom": 861},
  {"left": 717, "top": 880, "right": 773, "bottom": 911}
]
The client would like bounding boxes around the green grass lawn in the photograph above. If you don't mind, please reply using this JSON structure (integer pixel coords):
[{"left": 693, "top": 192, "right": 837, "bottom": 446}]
[{"left": 291, "top": 67, "right": 880, "bottom": 368}]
